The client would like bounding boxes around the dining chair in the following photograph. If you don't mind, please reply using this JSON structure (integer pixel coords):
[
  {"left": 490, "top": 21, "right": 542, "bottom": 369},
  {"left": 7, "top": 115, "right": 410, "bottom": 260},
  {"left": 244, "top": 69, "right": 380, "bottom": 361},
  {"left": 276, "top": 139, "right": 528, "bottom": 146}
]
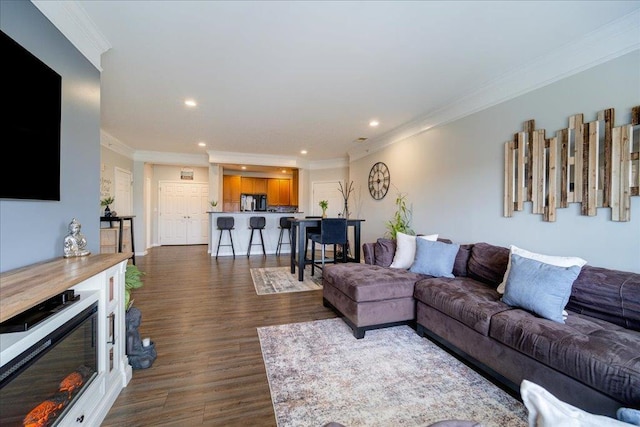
[
  {"left": 304, "top": 216, "right": 322, "bottom": 261},
  {"left": 308, "top": 218, "right": 348, "bottom": 276}
]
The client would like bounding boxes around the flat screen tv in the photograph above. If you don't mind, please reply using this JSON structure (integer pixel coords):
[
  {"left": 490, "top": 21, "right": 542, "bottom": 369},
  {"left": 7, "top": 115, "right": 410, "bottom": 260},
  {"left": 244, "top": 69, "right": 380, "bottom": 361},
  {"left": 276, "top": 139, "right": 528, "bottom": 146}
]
[{"left": 0, "top": 30, "right": 61, "bottom": 201}]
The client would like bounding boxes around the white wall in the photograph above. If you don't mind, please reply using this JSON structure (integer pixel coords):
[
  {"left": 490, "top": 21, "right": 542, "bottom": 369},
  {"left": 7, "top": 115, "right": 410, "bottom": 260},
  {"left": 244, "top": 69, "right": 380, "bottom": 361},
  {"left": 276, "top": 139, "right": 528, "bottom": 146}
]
[{"left": 351, "top": 50, "right": 640, "bottom": 273}]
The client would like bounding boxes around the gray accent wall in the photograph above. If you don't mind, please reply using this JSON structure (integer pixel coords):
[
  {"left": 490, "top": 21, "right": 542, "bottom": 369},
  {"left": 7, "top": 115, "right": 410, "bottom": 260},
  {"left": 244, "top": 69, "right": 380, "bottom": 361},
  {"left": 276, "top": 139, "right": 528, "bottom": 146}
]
[
  {"left": 352, "top": 50, "right": 640, "bottom": 273},
  {"left": 0, "top": 1, "right": 101, "bottom": 272}
]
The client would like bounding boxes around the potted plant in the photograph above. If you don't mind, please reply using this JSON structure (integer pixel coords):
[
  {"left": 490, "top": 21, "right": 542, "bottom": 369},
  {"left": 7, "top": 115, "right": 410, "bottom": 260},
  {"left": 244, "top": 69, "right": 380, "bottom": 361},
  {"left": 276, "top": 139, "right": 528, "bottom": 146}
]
[
  {"left": 101, "top": 196, "right": 115, "bottom": 217},
  {"left": 209, "top": 200, "right": 218, "bottom": 211},
  {"left": 124, "top": 264, "right": 145, "bottom": 311},
  {"left": 123, "top": 264, "right": 156, "bottom": 369},
  {"left": 319, "top": 200, "right": 328, "bottom": 218},
  {"left": 385, "top": 192, "right": 414, "bottom": 239}
]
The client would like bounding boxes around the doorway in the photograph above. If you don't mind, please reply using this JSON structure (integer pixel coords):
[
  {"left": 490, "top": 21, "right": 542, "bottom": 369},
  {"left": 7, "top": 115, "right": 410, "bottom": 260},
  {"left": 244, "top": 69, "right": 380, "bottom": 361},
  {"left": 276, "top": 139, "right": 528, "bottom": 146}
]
[
  {"left": 114, "top": 167, "right": 132, "bottom": 216},
  {"left": 158, "top": 181, "right": 209, "bottom": 245}
]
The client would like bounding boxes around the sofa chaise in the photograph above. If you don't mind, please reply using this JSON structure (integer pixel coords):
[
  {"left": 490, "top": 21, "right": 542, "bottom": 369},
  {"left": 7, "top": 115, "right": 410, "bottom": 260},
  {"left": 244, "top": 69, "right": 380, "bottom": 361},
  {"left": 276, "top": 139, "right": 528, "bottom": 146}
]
[{"left": 321, "top": 238, "right": 639, "bottom": 417}]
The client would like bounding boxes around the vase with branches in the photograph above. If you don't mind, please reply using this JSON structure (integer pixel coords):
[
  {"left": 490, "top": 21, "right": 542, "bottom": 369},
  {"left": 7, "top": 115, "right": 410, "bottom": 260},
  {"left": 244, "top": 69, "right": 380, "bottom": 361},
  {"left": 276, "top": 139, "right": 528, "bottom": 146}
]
[
  {"left": 338, "top": 181, "right": 354, "bottom": 218},
  {"left": 385, "top": 192, "right": 414, "bottom": 239}
]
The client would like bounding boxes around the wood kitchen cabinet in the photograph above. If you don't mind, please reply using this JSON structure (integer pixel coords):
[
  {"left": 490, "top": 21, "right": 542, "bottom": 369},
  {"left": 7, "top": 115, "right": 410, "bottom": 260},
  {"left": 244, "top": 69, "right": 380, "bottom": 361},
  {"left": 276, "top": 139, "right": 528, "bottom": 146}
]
[
  {"left": 241, "top": 177, "right": 267, "bottom": 194},
  {"left": 266, "top": 178, "right": 291, "bottom": 205},
  {"left": 224, "top": 175, "right": 294, "bottom": 208},
  {"left": 223, "top": 175, "right": 241, "bottom": 211},
  {"left": 291, "top": 169, "right": 299, "bottom": 205},
  {"left": 267, "top": 179, "right": 279, "bottom": 205},
  {"left": 279, "top": 180, "right": 290, "bottom": 205},
  {"left": 254, "top": 178, "right": 267, "bottom": 194}
]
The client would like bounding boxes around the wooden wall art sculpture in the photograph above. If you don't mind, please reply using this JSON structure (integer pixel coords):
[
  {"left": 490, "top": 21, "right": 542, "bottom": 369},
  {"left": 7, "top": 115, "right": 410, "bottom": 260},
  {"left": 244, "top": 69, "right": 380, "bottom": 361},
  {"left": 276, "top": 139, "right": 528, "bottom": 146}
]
[{"left": 504, "top": 106, "right": 639, "bottom": 222}]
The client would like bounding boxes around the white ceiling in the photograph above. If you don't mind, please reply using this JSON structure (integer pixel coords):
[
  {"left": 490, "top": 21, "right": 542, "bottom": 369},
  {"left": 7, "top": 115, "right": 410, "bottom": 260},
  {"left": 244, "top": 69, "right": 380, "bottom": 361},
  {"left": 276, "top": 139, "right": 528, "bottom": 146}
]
[{"left": 43, "top": 1, "right": 640, "bottom": 164}]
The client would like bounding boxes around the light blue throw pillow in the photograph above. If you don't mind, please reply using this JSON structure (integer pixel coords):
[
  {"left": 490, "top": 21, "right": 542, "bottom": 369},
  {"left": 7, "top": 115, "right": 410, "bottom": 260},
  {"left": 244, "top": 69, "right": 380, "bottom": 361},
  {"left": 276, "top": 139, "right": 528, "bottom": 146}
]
[
  {"left": 618, "top": 407, "right": 640, "bottom": 426},
  {"left": 409, "top": 238, "right": 459, "bottom": 278},
  {"left": 502, "top": 254, "right": 582, "bottom": 323}
]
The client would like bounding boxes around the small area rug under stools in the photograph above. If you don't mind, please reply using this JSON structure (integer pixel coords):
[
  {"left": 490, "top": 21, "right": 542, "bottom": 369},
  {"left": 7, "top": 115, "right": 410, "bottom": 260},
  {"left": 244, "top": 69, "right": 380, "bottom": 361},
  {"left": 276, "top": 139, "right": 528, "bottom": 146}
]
[
  {"left": 257, "top": 318, "right": 527, "bottom": 427},
  {"left": 250, "top": 266, "right": 322, "bottom": 295}
]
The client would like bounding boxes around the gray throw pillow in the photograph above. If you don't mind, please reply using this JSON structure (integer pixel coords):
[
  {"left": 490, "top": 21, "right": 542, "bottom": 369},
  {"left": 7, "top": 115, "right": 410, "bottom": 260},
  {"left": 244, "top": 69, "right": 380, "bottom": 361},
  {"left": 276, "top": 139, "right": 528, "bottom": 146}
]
[
  {"left": 374, "top": 238, "right": 396, "bottom": 267},
  {"left": 502, "top": 254, "right": 582, "bottom": 323},
  {"left": 409, "top": 238, "right": 459, "bottom": 278}
]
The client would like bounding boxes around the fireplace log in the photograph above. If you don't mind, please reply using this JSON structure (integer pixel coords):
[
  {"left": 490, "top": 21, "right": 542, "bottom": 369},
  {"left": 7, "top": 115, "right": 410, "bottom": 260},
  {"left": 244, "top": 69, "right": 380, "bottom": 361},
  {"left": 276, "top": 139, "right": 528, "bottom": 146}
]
[{"left": 22, "top": 392, "right": 68, "bottom": 427}]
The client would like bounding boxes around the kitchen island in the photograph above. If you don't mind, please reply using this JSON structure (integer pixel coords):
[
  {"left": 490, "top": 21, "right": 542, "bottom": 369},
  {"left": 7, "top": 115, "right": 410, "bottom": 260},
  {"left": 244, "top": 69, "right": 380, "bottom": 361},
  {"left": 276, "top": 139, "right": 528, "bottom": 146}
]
[{"left": 208, "top": 211, "right": 305, "bottom": 257}]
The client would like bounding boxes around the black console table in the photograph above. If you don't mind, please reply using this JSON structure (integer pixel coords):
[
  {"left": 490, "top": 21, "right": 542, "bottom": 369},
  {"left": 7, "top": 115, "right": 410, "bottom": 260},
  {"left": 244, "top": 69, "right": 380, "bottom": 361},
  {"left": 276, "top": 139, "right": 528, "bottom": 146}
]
[{"left": 100, "top": 216, "right": 136, "bottom": 264}]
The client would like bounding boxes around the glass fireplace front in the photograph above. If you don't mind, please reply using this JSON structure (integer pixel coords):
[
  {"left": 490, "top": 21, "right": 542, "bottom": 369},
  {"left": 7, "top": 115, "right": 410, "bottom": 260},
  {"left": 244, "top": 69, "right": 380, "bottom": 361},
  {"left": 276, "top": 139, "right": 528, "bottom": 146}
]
[{"left": 0, "top": 302, "right": 98, "bottom": 427}]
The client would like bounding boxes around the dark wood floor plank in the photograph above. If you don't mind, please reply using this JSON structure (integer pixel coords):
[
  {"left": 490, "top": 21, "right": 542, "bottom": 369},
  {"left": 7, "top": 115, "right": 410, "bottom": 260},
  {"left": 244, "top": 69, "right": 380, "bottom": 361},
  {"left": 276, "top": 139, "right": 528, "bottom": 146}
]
[{"left": 102, "top": 245, "right": 336, "bottom": 426}]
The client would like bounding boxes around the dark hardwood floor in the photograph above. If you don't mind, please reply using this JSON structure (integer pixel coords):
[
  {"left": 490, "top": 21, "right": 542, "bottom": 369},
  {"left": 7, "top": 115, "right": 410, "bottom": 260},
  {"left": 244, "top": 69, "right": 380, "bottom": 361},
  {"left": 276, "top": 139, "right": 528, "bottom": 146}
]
[{"left": 102, "top": 245, "right": 337, "bottom": 427}]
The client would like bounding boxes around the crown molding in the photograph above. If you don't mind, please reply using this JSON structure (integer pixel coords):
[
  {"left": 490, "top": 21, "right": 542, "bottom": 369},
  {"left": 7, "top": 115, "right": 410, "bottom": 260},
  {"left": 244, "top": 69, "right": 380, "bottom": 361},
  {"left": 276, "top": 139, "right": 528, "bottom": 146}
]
[
  {"left": 100, "top": 131, "right": 135, "bottom": 158},
  {"left": 100, "top": 142, "right": 348, "bottom": 170},
  {"left": 348, "top": 9, "right": 640, "bottom": 162},
  {"left": 133, "top": 151, "right": 210, "bottom": 167},
  {"left": 207, "top": 150, "right": 306, "bottom": 168},
  {"left": 31, "top": 0, "right": 111, "bottom": 71},
  {"left": 307, "top": 158, "right": 349, "bottom": 170}
]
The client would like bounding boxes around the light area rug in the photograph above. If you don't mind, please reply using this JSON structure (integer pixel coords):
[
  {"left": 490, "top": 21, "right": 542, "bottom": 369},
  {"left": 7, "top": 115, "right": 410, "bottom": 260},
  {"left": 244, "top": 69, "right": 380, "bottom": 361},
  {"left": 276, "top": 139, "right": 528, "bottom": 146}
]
[
  {"left": 251, "top": 266, "right": 322, "bottom": 295},
  {"left": 258, "top": 318, "right": 528, "bottom": 427}
]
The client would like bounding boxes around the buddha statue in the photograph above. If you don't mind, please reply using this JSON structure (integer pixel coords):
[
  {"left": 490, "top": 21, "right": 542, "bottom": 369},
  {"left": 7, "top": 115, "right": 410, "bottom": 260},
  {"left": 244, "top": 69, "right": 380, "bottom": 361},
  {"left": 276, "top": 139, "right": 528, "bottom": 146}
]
[{"left": 63, "top": 218, "right": 91, "bottom": 258}]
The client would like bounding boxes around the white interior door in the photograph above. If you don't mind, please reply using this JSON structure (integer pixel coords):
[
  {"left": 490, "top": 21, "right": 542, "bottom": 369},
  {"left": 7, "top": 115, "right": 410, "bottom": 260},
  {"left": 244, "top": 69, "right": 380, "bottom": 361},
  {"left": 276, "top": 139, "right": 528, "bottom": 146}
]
[
  {"left": 312, "top": 181, "right": 344, "bottom": 217},
  {"left": 159, "top": 182, "right": 188, "bottom": 245},
  {"left": 114, "top": 167, "right": 132, "bottom": 216},
  {"left": 185, "top": 183, "right": 209, "bottom": 244},
  {"left": 159, "top": 181, "right": 209, "bottom": 245}
]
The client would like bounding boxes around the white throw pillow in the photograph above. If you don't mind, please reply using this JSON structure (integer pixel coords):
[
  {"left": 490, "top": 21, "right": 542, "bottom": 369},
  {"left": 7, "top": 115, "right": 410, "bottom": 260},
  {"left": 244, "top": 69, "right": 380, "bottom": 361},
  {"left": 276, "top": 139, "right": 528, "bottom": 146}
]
[
  {"left": 520, "top": 380, "right": 629, "bottom": 427},
  {"left": 497, "top": 245, "right": 587, "bottom": 294},
  {"left": 389, "top": 232, "right": 438, "bottom": 269}
]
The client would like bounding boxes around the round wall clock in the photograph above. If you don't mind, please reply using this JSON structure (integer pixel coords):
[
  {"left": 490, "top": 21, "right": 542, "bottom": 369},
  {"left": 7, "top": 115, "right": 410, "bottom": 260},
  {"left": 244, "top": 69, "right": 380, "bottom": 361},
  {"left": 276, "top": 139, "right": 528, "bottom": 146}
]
[{"left": 368, "top": 162, "right": 390, "bottom": 200}]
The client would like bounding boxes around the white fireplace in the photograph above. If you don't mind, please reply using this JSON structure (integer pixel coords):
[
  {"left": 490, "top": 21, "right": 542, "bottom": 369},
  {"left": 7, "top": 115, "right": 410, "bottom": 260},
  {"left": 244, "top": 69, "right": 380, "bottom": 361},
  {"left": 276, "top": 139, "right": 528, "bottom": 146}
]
[{"left": 0, "top": 256, "right": 131, "bottom": 427}]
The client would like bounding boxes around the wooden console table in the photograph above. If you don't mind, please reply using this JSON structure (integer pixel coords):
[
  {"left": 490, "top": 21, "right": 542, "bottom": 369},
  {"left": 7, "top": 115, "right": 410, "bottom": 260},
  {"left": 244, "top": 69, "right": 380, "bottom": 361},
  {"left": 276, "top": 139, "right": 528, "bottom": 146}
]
[{"left": 100, "top": 215, "right": 136, "bottom": 264}]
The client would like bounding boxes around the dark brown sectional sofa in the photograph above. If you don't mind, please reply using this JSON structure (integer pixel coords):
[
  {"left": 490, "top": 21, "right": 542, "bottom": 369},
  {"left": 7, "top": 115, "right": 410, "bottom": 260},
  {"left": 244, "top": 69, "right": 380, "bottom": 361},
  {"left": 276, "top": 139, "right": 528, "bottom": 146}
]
[{"left": 321, "top": 239, "right": 640, "bottom": 417}]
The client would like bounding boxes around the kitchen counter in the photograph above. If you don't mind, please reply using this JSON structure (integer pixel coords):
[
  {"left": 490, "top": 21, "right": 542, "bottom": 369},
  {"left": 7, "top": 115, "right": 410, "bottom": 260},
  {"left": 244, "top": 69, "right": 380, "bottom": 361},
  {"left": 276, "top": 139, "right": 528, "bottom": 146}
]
[
  {"left": 211, "top": 211, "right": 303, "bottom": 214},
  {"left": 208, "top": 211, "right": 305, "bottom": 256}
]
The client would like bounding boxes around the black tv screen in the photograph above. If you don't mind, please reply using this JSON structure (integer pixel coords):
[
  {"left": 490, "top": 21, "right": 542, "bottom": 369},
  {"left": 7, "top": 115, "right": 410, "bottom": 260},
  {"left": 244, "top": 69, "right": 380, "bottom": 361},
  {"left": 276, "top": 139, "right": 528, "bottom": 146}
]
[{"left": 0, "top": 30, "right": 61, "bottom": 201}]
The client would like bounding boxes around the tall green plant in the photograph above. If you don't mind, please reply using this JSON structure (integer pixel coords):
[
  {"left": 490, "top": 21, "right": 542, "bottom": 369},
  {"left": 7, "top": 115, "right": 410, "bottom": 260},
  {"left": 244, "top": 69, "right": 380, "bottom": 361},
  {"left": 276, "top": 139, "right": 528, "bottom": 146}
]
[
  {"left": 125, "top": 264, "right": 145, "bottom": 310},
  {"left": 385, "top": 192, "right": 414, "bottom": 239}
]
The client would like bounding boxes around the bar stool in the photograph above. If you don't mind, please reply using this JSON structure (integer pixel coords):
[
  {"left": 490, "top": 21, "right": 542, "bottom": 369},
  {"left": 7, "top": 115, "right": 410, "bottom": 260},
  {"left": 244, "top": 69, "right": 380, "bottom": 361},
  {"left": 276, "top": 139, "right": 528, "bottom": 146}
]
[
  {"left": 215, "top": 216, "right": 235, "bottom": 259},
  {"left": 247, "top": 216, "right": 266, "bottom": 257},
  {"left": 276, "top": 216, "right": 294, "bottom": 256}
]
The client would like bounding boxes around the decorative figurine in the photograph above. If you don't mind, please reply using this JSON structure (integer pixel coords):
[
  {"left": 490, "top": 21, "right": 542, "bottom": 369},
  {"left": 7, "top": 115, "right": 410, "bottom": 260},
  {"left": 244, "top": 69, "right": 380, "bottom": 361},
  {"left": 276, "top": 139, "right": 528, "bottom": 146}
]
[
  {"left": 63, "top": 218, "right": 91, "bottom": 258},
  {"left": 125, "top": 307, "right": 157, "bottom": 369}
]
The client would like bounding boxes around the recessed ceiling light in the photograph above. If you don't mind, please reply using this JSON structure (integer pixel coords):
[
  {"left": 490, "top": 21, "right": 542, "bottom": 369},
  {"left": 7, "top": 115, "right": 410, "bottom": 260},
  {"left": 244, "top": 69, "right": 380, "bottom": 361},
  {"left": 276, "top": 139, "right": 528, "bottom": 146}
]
[
  {"left": 300, "top": 150, "right": 308, "bottom": 155},
  {"left": 281, "top": 169, "right": 287, "bottom": 173},
  {"left": 184, "top": 99, "right": 197, "bottom": 107},
  {"left": 369, "top": 120, "right": 379, "bottom": 127},
  {"left": 241, "top": 166, "right": 247, "bottom": 170},
  {"left": 198, "top": 142, "right": 206, "bottom": 147}
]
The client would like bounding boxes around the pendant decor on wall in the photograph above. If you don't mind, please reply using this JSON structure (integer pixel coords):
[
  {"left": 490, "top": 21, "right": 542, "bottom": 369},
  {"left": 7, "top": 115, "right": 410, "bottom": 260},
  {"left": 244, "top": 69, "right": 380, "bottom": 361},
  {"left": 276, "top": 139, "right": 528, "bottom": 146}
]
[{"left": 504, "top": 106, "right": 639, "bottom": 222}]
